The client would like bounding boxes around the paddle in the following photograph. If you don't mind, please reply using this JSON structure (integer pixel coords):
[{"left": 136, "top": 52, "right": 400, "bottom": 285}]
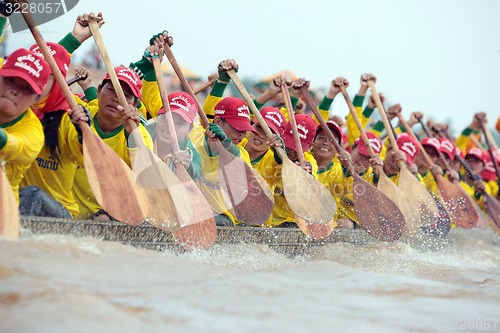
[
  {"left": 0, "top": 165, "right": 19, "bottom": 239},
  {"left": 163, "top": 44, "right": 274, "bottom": 225},
  {"left": 88, "top": 20, "right": 193, "bottom": 230},
  {"left": 20, "top": 9, "right": 147, "bottom": 225},
  {"left": 301, "top": 86, "right": 404, "bottom": 241},
  {"left": 228, "top": 70, "right": 336, "bottom": 226},
  {"left": 368, "top": 82, "right": 441, "bottom": 236},
  {"left": 398, "top": 113, "right": 480, "bottom": 227},
  {"left": 340, "top": 85, "right": 421, "bottom": 236},
  {"left": 280, "top": 84, "right": 334, "bottom": 240},
  {"left": 151, "top": 57, "right": 216, "bottom": 250}
]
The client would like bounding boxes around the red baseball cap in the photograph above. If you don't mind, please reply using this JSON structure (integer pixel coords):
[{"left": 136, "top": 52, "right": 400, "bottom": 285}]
[
  {"left": 158, "top": 91, "right": 198, "bottom": 123},
  {"left": 30, "top": 42, "right": 70, "bottom": 77},
  {"left": 438, "top": 138, "right": 457, "bottom": 161},
  {"left": 397, "top": 133, "right": 420, "bottom": 166},
  {"left": 465, "top": 147, "right": 486, "bottom": 164},
  {"left": 253, "top": 106, "right": 286, "bottom": 136},
  {"left": 354, "top": 132, "right": 383, "bottom": 156},
  {"left": 481, "top": 153, "right": 497, "bottom": 181},
  {"left": 0, "top": 48, "right": 51, "bottom": 95},
  {"left": 317, "top": 120, "right": 343, "bottom": 145},
  {"left": 103, "top": 67, "right": 142, "bottom": 98},
  {"left": 213, "top": 97, "right": 256, "bottom": 133},
  {"left": 455, "top": 146, "right": 464, "bottom": 160},
  {"left": 421, "top": 137, "right": 441, "bottom": 155},
  {"left": 282, "top": 114, "right": 317, "bottom": 152}
]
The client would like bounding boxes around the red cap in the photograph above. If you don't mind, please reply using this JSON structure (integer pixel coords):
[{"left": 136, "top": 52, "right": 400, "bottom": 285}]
[
  {"left": 465, "top": 147, "right": 486, "bottom": 163},
  {"left": 213, "top": 97, "right": 256, "bottom": 133},
  {"left": 421, "top": 137, "right": 441, "bottom": 155},
  {"left": 158, "top": 91, "right": 198, "bottom": 123},
  {"left": 0, "top": 48, "right": 51, "bottom": 95},
  {"left": 455, "top": 146, "right": 465, "bottom": 160},
  {"left": 103, "top": 67, "right": 142, "bottom": 98},
  {"left": 438, "top": 138, "right": 456, "bottom": 161},
  {"left": 30, "top": 42, "right": 70, "bottom": 77},
  {"left": 481, "top": 153, "right": 497, "bottom": 181},
  {"left": 318, "top": 120, "right": 343, "bottom": 145},
  {"left": 397, "top": 133, "right": 420, "bottom": 166},
  {"left": 282, "top": 114, "right": 317, "bottom": 152},
  {"left": 354, "top": 132, "right": 383, "bottom": 156},
  {"left": 253, "top": 106, "right": 286, "bottom": 136}
]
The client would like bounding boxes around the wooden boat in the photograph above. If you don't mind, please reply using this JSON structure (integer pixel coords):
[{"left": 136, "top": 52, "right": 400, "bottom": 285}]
[{"left": 19, "top": 216, "right": 380, "bottom": 256}]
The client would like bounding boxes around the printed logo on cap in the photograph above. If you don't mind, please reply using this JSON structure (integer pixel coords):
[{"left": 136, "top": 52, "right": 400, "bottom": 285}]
[
  {"left": 12, "top": 53, "right": 45, "bottom": 79},
  {"left": 31, "top": 43, "right": 69, "bottom": 74},
  {"left": 264, "top": 111, "right": 284, "bottom": 128},
  {"left": 290, "top": 123, "right": 309, "bottom": 140},
  {"left": 401, "top": 141, "right": 418, "bottom": 158},
  {"left": 440, "top": 139, "right": 454, "bottom": 153},
  {"left": 237, "top": 104, "right": 250, "bottom": 119},
  {"left": 117, "top": 68, "right": 140, "bottom": 87},
  {"left": 170, "top": 94, "right": 192, "bottom": 113},
  {"left": 369, "top": 137, "right": 382, "bottom": 154}
]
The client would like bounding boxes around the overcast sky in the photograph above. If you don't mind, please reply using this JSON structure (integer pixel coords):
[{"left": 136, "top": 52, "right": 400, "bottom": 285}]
[{"left": 5, "top": 0, "right": 500, "bottom": 135}]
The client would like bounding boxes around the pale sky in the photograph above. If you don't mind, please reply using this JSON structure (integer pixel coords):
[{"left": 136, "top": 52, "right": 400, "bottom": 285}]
[{"left": 5, "top": 0, "right": 500, "bottom": 135}]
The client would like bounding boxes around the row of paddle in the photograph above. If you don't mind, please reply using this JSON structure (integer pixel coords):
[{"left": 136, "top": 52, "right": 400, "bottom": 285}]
[{"left": 1, "top": 10, "right": 499, "bottom": 248}]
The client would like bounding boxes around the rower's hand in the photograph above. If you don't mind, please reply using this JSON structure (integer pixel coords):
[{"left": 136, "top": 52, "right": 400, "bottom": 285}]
[
  {"left": 118, "top": 104, "right": 140, "bottom": 134},
  {"left": 369, "top": 155, "right": 383, "bottom": 168},
  {"left": 446, "top": 169, "right": 460, "bottom": 184},
  {"left": 337, "top": 150, "right": 352, "bottom": 167},
  {"left": 67, "top": 105, "right": 91, "bottom": 127},
  {"left": 474, "top": 179, "right": 486, "bottom": 195},
  {"left": 73, "top": 12, "right": 104, "bottom": 43},
  {"left": 430, "top": 164, "right": 444, "bottom": 178},
  {"left": 290, "top": 78, "right": 309, "bottom": 98},
  {"left": 296, "top": 160, "right": 313, "bottom": 174},
  {"left": 172, "top": 150, "right": 191, "bottom": 170},
  {"left": 408, "top": 111, "right": 424, "bottom": 127}
]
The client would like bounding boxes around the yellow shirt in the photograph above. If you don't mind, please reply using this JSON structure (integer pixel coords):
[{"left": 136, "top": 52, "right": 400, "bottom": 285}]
[
  {"left": 20, "top": 112, "right": 83, "bottom": 217},
  {"left": 0, "top": 110, "right": 44, "bottom": 203}
]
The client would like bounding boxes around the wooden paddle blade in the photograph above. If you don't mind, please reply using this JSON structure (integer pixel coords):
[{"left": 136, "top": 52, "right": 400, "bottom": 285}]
[
  {"left": 171, "top": 166, "right": 216, "bottom": 250},
  {"left": 376, "top": 172, "right": 419, "bottom": 237},
  {"left": 218, "top": 145, "right": 274, "bottom": 225},
  {"left": 0, "top": 168, "right": 19, "bottom": 239},
  {"left": 281, "top": 158, "right": 336, "bottom": 225},
  {"left": 398, "top": 168, "right": 441, "bottom": 229},
  {"left": 81, "top": 125, "right": 147, "bottom": 226},
  {"left": 353, "top": 176, "right": 405, "bottom": 242},
  {"left": 295, "top": 214, "right": 334, "bottom": 240},
  {"left": 132, "top": 145, "right": 193, "bottom": 230},
  {"left": 435, "top": 175, "right": 479, "bottom": 228},
  {"left": 484, "top": 193, "right": 500, "bottom": 230}
]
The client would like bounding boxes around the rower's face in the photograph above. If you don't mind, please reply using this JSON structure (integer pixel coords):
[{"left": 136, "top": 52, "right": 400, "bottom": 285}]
[
  {"left": 0, "top": 76, "right": 39, "bottom": 123},
  {"left": 216, "top": 118, "right": 247, "bottom": 145},
  {"left": 246, "top": 124, "right": 270, "bottom": 153},
  {"left": 465, "top": 156, "right": 484, "bottom": 174},
  {"left": 312, "top": 129, "right": 338, "bottom": 160},
  {"left": 383, "top": 147, "right": 399, "bottom": 174},
  {"left": 156, "top": 113, "right": 192, "bottom": 155},
  {"left": 98, "top": 81, "right": 137, "bottom": 122},
  {"left": 351, "top": 148, "right": 370, "bottom": 173}
]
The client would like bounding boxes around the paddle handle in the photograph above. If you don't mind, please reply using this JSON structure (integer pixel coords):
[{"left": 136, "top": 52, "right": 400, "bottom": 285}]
[
  {"left": 193, "top": 80, "right": 214, "bottom": 95},
  {"left": 227, "top": 69, "right": 287, "bottom": 160},
  {"left": 152, "top": 58, "right": 180, "bottom": 152},
  {"left": 339, "top": 85, "right": 377, "bottom": 158},
  {"left": 281, "top": 84, "right": 304, "bottom": 164},
  {"left": 163, "top": 44, "right": 209, "bottom": 128},
  {"left": 300, "top": 86, "right": 357, "bottom": 176}
]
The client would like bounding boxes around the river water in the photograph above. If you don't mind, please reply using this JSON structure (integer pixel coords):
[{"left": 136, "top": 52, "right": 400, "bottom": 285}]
[{"left": 1, "top": 228, "right": 499, "bottom": 333}]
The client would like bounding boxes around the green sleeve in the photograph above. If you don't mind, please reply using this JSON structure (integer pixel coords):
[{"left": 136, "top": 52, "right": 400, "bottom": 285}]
[
  {"left": 318, "top": 96, "right": 334, "bottom": 111},
  {"left": 186, "top": 139, "right": 202, "bottom": 180},
  {"left": 253, "top": 98, "right": 264, "bottom": 110},
  {"left": 290, "top": 96, "right": 299, "bottom": 110},
  {"left": 129, "top": 56, "right": 155, "bottom": 80},
  {"left": 83, "top": 87, "right": 98, "bottom": 102},
  {"left": 353, "top": 95, "right": 365, "bottom": 108},
  {"left": 371, "top": 120, "right": 385, "bottom": 133},
  {"left": 0, "top": 17, "right": 7, "bottom": 37},
  {"left": 461, "top": 127, "right": 479, "bottom": 136},
  {"left": 58, "top": 32, "right": 81, "bottom": 54},
  {"left": 362, "top": 106, "right": 374, "bottom": 118},
  {"left": 210, "top": 80, "right": 227, "bottom": 98}
]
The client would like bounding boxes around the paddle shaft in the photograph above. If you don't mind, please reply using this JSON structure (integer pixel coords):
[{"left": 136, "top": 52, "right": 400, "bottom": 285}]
[
  {"left": 152, "top": 58, "right": 180, "bottom": 152},
  {"left": 367, "top": 81, "right": 407, "bottom": 170},
  {"left": 281, "top": 84, "right": 305, "bottom": 164},
  {"left": 193, "top": 80, "right": 214, "bottom": 95},
  {"left": 163, "top": 44, "right": 210, "bottom": 128}
]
